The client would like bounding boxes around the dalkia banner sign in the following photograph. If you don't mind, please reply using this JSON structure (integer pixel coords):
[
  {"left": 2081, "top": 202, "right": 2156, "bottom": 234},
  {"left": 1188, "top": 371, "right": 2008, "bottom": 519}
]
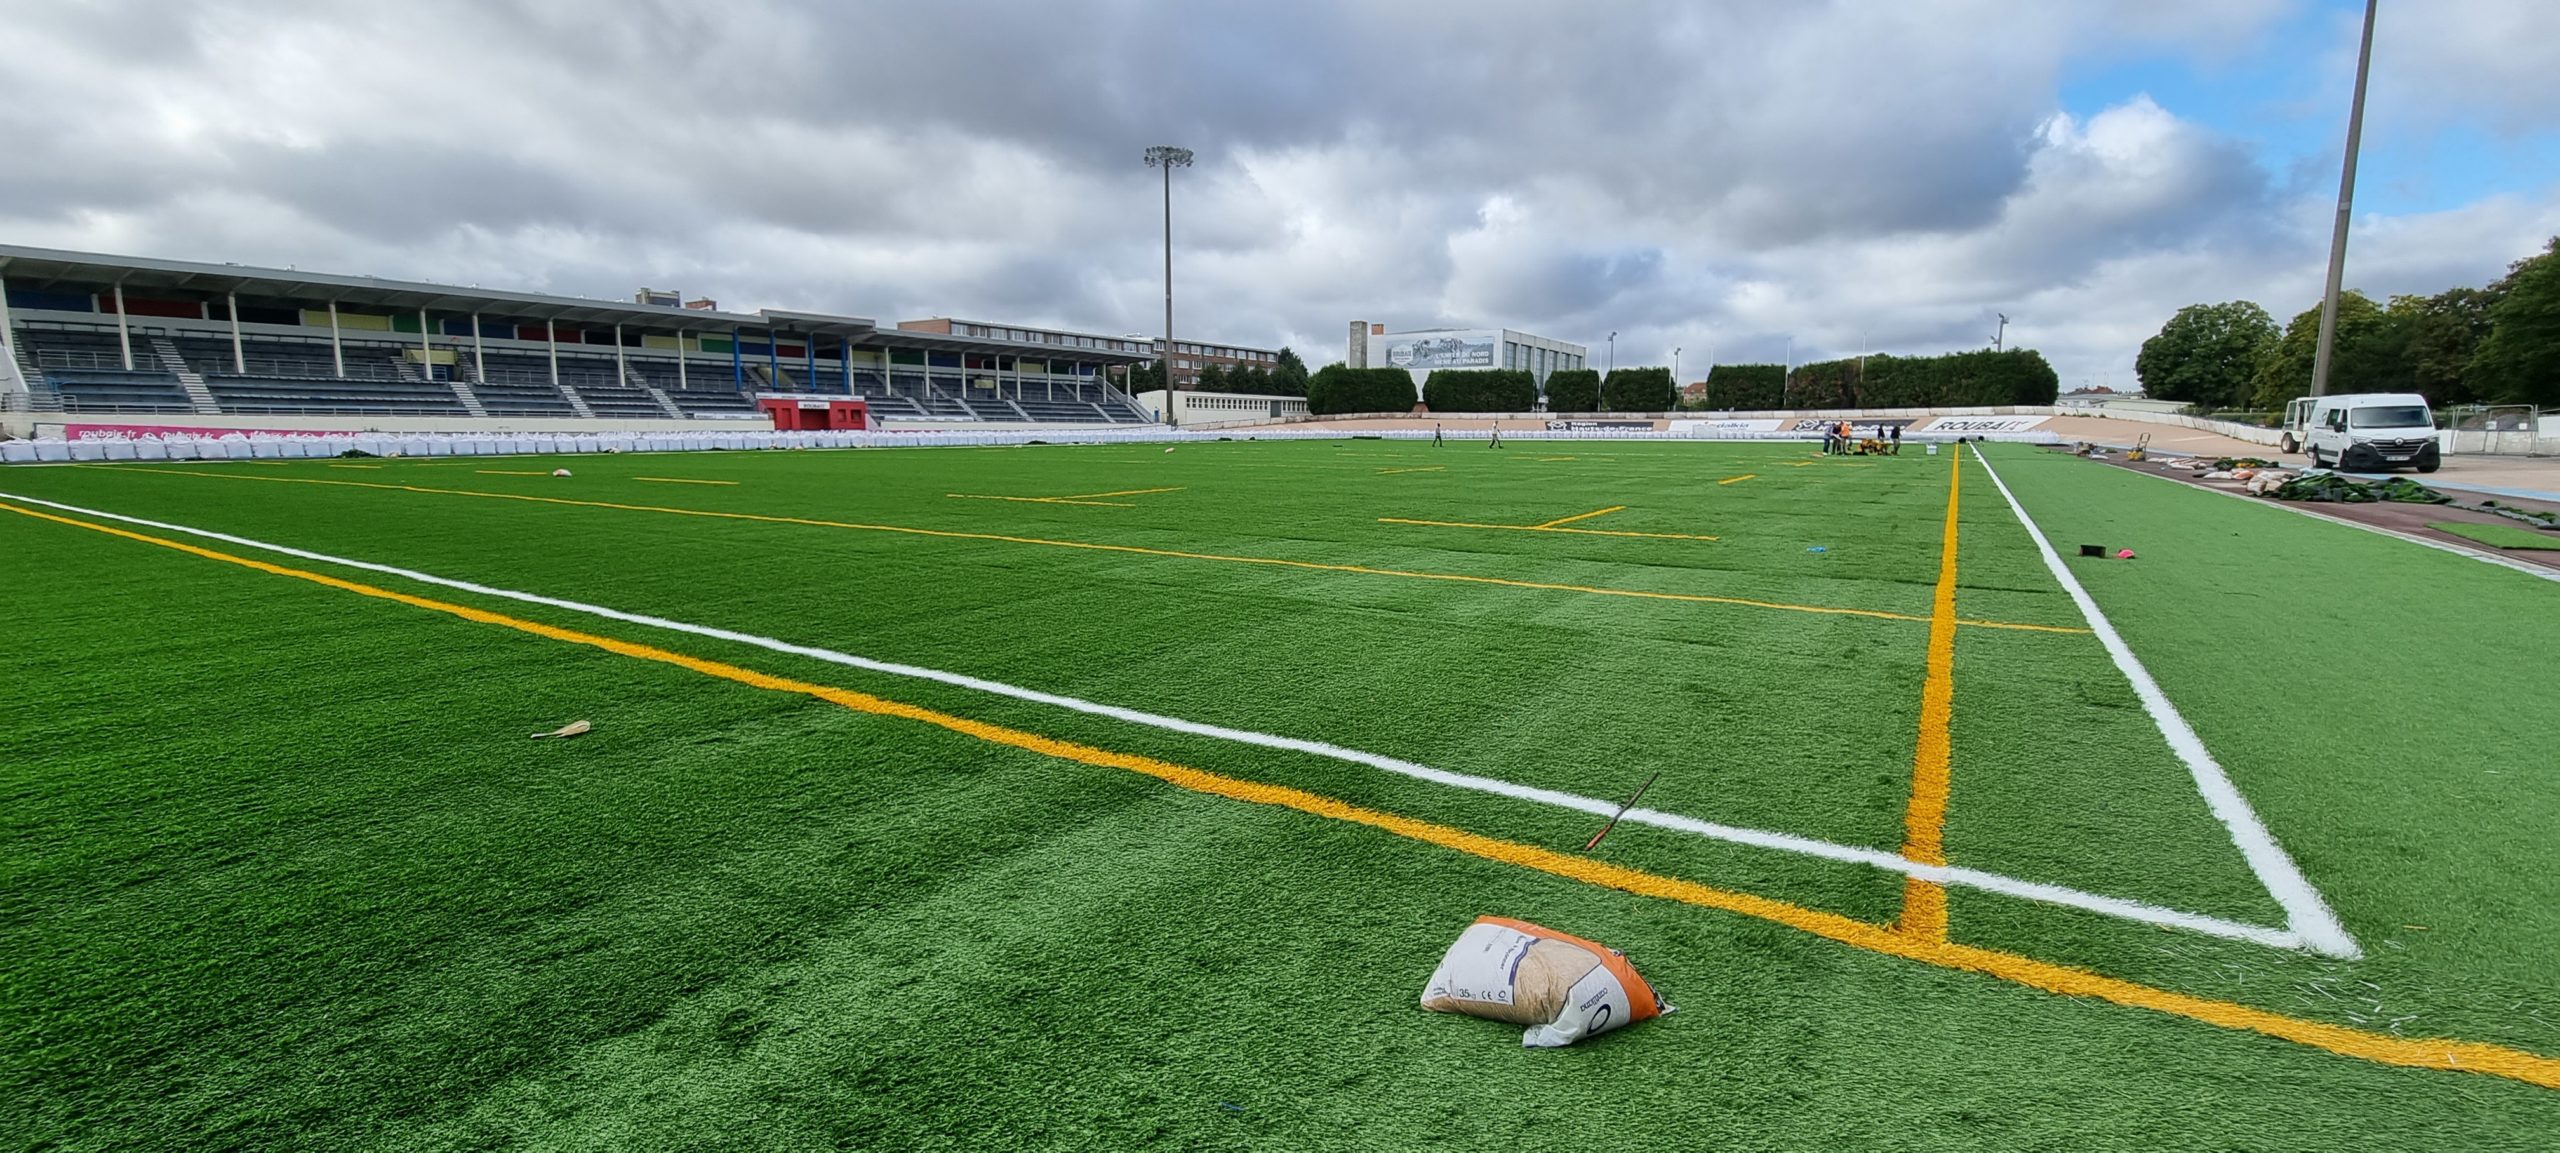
[
  {"left": 63, "top": 423, "right": 337, "bottom": 440},
  {"left": 1670, "top": 419, "right": 1782, "bottom": 433},
  {"left": 1545, "top": 420, "right": 1657, "bottom": 431}
]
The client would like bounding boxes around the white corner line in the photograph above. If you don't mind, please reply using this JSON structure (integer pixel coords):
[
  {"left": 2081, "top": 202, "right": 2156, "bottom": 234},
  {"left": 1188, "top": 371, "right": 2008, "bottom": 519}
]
[
  {"left": 1, "top": 487, "right": 2308, "bottom": 954},
  {"left": 1965, "top": 447, "right": 2361, "bottom": 959}
]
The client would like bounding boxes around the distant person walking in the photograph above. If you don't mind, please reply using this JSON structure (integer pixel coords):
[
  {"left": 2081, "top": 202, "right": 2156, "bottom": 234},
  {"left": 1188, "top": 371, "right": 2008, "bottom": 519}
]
[
  {"left": 1433, "top": 423, "right": 1445, "bottom": 447},
  {"left": 1489, "top": 423, "right": 1505, "bottom": 449},
  {"left": 1890, "top": 424, "right": 1902, "bottom": 454}
]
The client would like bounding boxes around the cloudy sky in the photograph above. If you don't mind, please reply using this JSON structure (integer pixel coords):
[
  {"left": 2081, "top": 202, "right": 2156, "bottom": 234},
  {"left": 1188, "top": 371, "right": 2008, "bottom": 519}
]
[{"left": 5, "top": 0, "right": 2556, "bottom": 389}]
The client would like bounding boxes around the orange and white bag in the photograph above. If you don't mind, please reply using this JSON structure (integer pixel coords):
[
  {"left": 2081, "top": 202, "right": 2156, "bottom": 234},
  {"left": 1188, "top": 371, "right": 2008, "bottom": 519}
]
[{"left": 1419, "top": 916, "right": 1671, "bottom": 1047}]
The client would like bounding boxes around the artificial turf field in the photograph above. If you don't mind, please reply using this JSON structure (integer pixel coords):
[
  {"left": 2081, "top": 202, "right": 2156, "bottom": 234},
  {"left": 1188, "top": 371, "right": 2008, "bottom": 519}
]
[{"left": 3, "top": 437, "right": 2556, "bottom": 1150}]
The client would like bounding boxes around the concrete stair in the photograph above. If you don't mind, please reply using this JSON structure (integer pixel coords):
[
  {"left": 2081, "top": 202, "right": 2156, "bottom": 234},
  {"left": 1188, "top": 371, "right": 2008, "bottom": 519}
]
[{"left": 147, "top": 335, "right": 221, "bottom": 414}]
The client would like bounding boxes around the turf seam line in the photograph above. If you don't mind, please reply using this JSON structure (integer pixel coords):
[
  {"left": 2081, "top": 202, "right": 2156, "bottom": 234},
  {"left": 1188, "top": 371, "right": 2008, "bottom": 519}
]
[
  {"left": 8, "top": 498, "right": 2558, "bottom": 1091},
  {"left": 100, "top": 466, "right": 2087, "bottom": 634},
  {"left": 1895, "top": 447, "right": 1961, "bottom": 939},
  {"left": 0, "top": 489, "right": 2298, "bottom": 952},
  {"left": 1375, "top": 517, "right": 1723, "bottom": 543},
  {"left": 1967, "top": 445, "right": 2361, "bottom": 960}
]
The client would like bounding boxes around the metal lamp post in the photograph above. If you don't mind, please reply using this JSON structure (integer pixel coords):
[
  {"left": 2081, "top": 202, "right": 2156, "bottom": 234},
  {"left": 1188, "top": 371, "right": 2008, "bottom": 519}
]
[
  {"left": 1672, "top": 346, "right": 1681, "bottom": 408},
  {"left": 1144, "top": 145, "right": 1193, "bottom": 426},
  {"left": 2311, "top": 0, "right": 2380, "bottom": 397}
]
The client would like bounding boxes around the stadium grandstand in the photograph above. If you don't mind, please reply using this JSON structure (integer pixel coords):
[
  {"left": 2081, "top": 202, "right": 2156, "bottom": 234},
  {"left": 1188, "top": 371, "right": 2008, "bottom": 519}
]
[{"left": 0, "top": 246, "right": 1158, "bottom": 428}]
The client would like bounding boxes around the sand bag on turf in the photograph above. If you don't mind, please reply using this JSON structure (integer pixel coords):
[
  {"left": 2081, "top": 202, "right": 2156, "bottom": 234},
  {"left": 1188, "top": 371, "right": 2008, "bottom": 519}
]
[{"left": 1419, "top": 916, "right": 1670, "bottom": 1047}]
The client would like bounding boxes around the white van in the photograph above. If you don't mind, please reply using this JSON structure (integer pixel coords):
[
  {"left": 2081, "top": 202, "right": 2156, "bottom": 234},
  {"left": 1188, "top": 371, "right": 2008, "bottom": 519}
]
[{"left": 2280, "top": 392, "right": 2440, "bottom": 473}]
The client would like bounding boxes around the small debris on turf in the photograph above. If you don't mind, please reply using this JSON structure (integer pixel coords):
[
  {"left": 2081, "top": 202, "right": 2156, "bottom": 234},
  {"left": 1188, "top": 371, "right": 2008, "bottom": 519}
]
[
  {"left": 530, "top": 720, "right": 591, "bottom": 739},
  {"left": 1805, "top": 546, "right": 1827, "bottom": 553},
  {"left": 552, "top": 468, "right": 572, "bottom": 477},
  {"left": 2116, "top": 549, "right": 2136, "bottom": 560}
]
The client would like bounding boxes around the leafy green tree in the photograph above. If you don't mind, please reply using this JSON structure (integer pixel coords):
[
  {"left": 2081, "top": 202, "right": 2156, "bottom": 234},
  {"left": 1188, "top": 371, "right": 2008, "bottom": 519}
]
[
  {"left": 1600, "top": 366, "right": 1677, "bottom": 411},
  {"left": 1421, "top": 369, "right": 1535, "bottom": 412},
  {"left": 1703, "top": 364, "right": 1784, "bottom": 409},
  {"left": 2471, "top": 237, "right": 2560, "bottom": 407},
  {"left": 2136, "top": 301, "right": 2279, "bottom": 409},
  {"left": 1271, "top": 347, "right": 1310, "bottom": 397},
  {"left": 2250, "top": 292, "right": 2389, "bottom": 411},
  {"left": 2380, "top": 288, "right": 2498, "bottom": 407},
  {"left": 1194, "top": 363, "right": 1229, "bottom": 393},
  {"left": 1543, "top": 368, "right": 1601, "bottom": 412},
  {"left": 1307, "top": 365, "right": 1417, "bottom": 414}
]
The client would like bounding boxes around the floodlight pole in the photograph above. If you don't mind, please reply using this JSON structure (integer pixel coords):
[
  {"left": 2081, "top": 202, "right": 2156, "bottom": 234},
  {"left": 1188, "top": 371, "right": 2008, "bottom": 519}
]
[
  {"left": 1672, "top": 346, "right": 1681, "bottom": 405},
  {"left": 1994, "top": 313, "right": 2008, "bottom": 352},
  {"left": 1145, "top": 145, "right": 1193, "bottom": 426},
  {"left": 1607, "top": 331, "right": 1617, "bottom": 377},
  {"left": 2310, "top": 0, "right": 2379, "bottom": 398}
]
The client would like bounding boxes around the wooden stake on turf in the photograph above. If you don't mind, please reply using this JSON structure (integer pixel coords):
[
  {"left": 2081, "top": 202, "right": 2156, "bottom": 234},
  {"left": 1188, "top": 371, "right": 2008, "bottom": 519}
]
[{"left": 1581, "top": 770, "right": 1661, "bottom": 852}]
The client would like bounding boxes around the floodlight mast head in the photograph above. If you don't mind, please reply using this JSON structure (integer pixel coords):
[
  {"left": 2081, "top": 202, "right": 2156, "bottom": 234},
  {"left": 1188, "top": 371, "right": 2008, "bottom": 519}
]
[{"left": 1145, "top": 146, "right": 1194, "bottom": 169}]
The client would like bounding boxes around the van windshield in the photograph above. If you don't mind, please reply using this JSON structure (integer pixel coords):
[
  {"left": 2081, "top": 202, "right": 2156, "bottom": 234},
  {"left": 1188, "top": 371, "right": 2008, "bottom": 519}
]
[{"left": 2349, "top": 405, "right": 2431, "bottom": 430}]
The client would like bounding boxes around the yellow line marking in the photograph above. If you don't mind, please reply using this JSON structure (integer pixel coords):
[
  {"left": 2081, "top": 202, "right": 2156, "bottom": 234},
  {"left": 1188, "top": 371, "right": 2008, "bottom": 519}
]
[
  {"left": 5, "top": 497, "right": 2556, "bottom": 1092},
  {"left": 947, "top": 494, "right": 1136, "bottom": 508},
  {"left": 474, "top": 470, "right": 555, "bottom": 477},
  {"left": 1057, "top": 486, "right": 1184, "bottom": 500},
  {"left": 1537, "top": 456, "right": 1577, "bottom": 461},
  {"left": 1532, "top": 505, "right": 1627, "bottom": 529},
  {"left": 1897, "top": 448, "right": 1963, "bottom": 939},
  {"left": 1378, "top": 466, "right": 1446, "bottom": 474},
  {"left": 1378, "top": 517, "right": 1723, "bottom": 543},
  {"left": 327, "top": 463, "right": 385, "bottom": 470},
  {"left": 107, "top": 467, "right": 2086, "bottom": 634},
  {"left": 634, "top": 477, "right": 740, "bottom": 486},
  {"left": 1718, "top": 474, "right": 1757, "bottom": 485}
]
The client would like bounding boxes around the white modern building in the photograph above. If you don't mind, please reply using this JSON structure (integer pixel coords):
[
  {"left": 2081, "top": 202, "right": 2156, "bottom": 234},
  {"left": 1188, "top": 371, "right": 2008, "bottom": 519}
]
[{"left": 1347, "top": 321, "right": 1585, "bottom": 397}]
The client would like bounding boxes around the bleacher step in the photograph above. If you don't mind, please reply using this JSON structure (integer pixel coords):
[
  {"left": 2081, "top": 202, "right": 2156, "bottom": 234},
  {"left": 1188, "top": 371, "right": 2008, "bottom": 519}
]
[
  {"left": 643, "top": 385, "right": 684, "bottom": 419},
  {"left": 448, "top": 380, "right": 490, "bottom": 417},
  {"left": 146, "top": 335, "right": 222, "bottom": 414}
]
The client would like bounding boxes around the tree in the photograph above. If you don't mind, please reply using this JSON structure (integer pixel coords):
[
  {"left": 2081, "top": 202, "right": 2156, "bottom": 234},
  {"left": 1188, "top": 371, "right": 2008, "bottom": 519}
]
[
  {"left": 2136, "top": 301, "right": 2279, "bottom": 410},
  {"left": 2471, "top": 237, "right": 2560, "bottom": 408},
  {"left": 1421, "top": 369, "right": 1535, "bottom": 412},
  {"left": 2380, "top": 288, "right": 2497, "bottom": 408},
  {"left": 1307, "top": 365, "right": 1417, "bottom": 415},
  {"left": 1543, "top": 368, "right": 1601, "bottom": 412},
  {"left": 1703, "top": 364, "right": 1785, "bottom": 410},
  {"left": 1271, "top": 347, "right": 1310, "bottom": 397},
  {"left": 1195, "top": 363, "right": 1229, "bottom": 393},
  {"left": 2249, "top": 291, "right": 2389, "bottom": 412},
  {"left": 1600, "top": 366, "right": 1677, "bottom": 412},
  {"left": 1122, "top": 360, "right": 1163, "bottom": 393}
]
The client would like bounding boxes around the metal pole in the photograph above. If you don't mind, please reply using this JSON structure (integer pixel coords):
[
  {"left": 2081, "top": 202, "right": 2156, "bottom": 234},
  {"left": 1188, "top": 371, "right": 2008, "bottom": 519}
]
[
  {"left": 228, "top": 292, "right": 245, "bottom": 373},
  {"left": 1162, "top": 162, "right": 1175, "bottom": 423},
  {"left": 545, "top": 317, "right": 559, "bottom": 389},
  {"left": 2311, "top": 0, "right": 2380, "bottom": 398},
  {"left": 472, "top": 313, "right": 485, "bottom": 381},
  {"left": 328, "top": 299, "right": 345, "bottom": 377},
  {"left": 420, "top": 309, "right": 433, "bottom": 379}
]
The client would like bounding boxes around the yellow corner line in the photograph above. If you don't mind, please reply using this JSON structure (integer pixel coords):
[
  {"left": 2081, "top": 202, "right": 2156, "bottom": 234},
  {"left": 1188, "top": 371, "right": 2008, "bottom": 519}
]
[
  {"left": 113, "top": 467, "right": 2085, "bottom": 635},
  {"left": 5, "top": 495, "right": 2557, "bottom": 1092},
  {"left": 1378, "top": 517, "right": 1722, "bottom": 544},
  {"left": 327, "top": 463, "right": 386, "bottom": 470},
  {"left": 1378, "top": 466, "right": 1447, "bottom": 475},
  {"left": 1536, "top": 456, "right": 1577, "bottom": 461},
  {"left": 634, "top": 477, "right": 740, "bottom": 486},
  {"left": 1718, "top": 474, "right": 1757, "bottom": 485},
  {"left": 1532, "top": 505, "right": 1627, "bottom": 529},
  {"left": 1056, "top": 486, "right": 1184, "bottom": 500},
  {"left": 1897, "top": 448, "right": 1963, "bottom": 939}
]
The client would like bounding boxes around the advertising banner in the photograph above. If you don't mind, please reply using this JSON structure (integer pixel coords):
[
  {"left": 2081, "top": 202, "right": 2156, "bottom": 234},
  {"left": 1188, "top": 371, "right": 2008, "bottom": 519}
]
[
  {"left": 1671, "top": 419, "right": 1782, "bottom": 434},
  {"left": 1919, "top": 416, "right": 2048, "bottom": 434},
  {"left": 1382, "top": 331, "right": 1497, "bottom": 371},
  {"left": 64, "top": 423, "right": 336, "bottom": 440},
  {"left": 1545, "top": 420, "right": 1657, "bottom": 431}
]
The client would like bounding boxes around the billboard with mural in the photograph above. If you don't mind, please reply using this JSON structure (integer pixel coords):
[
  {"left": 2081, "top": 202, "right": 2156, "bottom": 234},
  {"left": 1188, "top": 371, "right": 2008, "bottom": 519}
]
[{"left": 1381, "top": 330, "right": 1497, "bottom": 372}]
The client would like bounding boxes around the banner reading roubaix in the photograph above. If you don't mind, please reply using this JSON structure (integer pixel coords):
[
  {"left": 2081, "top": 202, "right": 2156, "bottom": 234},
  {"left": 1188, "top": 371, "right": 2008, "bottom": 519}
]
[
  {"left": 1783, "top": 417, "right": 1923, "bottom": 433},
  {"left": 1545, "top": 420, "right": 1656, "bottom": 431},
  {"left": 1382, "top": 331, "right": 1497, "bottom": 371},
  {"left": 64, "top": 423, "right": 336, "bottom": 441},
  {"left": 1919, "top": 416, "right": 2048, "bottom": 434}
]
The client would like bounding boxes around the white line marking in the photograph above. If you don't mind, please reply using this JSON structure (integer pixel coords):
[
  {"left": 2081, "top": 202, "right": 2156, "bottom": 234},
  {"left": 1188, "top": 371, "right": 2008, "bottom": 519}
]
[
  {"left": 2117, "top": 466, "right": 2560, "bottom": 585},
  {"left": 1, "top": 488, "right": 2308, "bottom": 952},
  {"left": 1965, "top": 447, "right": 2361, "bottom": 959}
]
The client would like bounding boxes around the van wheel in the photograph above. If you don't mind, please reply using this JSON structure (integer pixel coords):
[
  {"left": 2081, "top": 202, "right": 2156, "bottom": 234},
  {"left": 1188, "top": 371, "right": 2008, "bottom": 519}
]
[
  {"left": 2418, "top": 459, "right": 2440, "bottom": 474},
  {"left": 2280, "top": 433, "right": 2299, "bottom": 454},
  {"left": 2310, "top": 448, "right": 2327, "bottom": 469}
]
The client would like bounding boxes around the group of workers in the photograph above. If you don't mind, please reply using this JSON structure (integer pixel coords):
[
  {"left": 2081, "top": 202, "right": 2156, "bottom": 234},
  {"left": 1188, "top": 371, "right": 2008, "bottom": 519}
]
[{"left": 1821, "top": 421, "right": 1902, "bottom": 456}]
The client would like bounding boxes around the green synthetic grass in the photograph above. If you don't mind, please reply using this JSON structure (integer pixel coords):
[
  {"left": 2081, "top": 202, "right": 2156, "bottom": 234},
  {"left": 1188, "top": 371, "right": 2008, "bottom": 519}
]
[
  {"left": 2430, "top": 519, "right": 2560, "bottom": 550},
  {"left": 2, "top": 440, "right": 2556, "bottom": 1150}
]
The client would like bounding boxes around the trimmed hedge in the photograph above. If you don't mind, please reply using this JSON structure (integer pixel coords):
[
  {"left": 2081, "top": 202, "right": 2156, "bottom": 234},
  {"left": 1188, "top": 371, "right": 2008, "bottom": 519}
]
[
  {"left": 1307, "top": 365, "right": 1419, "bottom": 415},
  {"left": 1601, "top": 366, "right": 1676, "bottom": 412},
  {"left": 1698, "top": 349, "right": 2059, "bottom": 409},
  {"left": 1543, "top": 368, "right": 1600, "bottom": 412},
  {"left": 1421, "top": 368, "right": 1536, "bottom": 413}
]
